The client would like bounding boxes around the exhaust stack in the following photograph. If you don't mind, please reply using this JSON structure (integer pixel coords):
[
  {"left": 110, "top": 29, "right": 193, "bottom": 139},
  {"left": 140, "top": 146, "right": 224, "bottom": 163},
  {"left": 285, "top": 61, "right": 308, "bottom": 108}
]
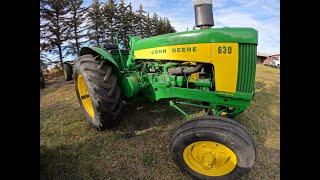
[{"left": 193, "top": 0, "right": 214, "bottom": 29}]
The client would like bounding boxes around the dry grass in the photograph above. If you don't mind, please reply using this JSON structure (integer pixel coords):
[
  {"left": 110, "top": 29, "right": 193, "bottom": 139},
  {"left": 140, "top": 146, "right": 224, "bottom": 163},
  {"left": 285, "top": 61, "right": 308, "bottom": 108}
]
[
  {"left": 40, "top": 64, "right": 280, "bottom": 180},
  {"left": 43, "top": 68, "right": 64, "bottom": 80}
]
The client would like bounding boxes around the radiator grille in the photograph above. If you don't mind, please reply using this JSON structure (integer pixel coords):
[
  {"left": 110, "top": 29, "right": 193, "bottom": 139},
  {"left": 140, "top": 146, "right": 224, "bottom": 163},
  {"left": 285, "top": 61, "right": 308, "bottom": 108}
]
[{"left": 237, "top": 44, "right": 257, "bottom": 93}]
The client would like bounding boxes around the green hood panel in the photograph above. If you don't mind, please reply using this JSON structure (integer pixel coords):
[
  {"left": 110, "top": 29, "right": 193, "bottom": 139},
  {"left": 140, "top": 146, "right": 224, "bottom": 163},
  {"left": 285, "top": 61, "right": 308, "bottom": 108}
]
[{"left": 131, "top": 27, "right": 258, "bottom": 50}]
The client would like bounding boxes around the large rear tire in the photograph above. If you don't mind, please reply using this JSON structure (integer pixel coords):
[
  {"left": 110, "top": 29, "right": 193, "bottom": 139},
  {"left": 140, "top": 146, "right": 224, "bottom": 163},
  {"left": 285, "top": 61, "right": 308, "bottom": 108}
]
[
  {"left": 74, "top": 54, "right": 123, "bottom": 130},
  {"left": 171, "top": 116, "right": 256, "bottom": 179}
]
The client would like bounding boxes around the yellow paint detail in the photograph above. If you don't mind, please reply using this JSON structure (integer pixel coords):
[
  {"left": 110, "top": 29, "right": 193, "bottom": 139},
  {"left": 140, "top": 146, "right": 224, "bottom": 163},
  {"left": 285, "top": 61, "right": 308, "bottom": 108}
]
[
  {"left": 183, "top": 141, "right": 237, "bottom": 177},
  {"left": 220, "top": 112, "right": 228, "bottom": 116},
  {"left": 182, "top": 62, "right": 197, "bottom": 65},
  {"left": 189, "top": 73, "right": 199, "bottom": 83},
  {"left": 134, "top": 43, "right": 239, "bottom": 92},
  {"left": 77, "top": 74, "right": 94, "bottom": 117}
]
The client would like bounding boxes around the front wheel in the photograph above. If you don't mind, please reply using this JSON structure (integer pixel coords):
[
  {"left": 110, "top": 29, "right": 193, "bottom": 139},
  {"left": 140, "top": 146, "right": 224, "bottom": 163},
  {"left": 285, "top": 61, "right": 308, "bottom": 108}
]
[{"left": 171, "top": 116, "right": 256, "bottom": 179}]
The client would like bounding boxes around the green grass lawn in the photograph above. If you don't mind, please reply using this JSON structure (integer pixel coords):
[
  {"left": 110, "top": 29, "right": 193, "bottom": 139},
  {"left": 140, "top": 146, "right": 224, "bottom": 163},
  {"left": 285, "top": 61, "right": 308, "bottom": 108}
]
[{"left": 40, "top": 64, "right": 280, "bottom": 179}]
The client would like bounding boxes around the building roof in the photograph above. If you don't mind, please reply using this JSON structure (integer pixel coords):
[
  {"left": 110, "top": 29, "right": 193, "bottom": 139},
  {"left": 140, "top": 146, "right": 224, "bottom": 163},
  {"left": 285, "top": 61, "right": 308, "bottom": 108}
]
[
  {"left": 257, "top": 52, "right": 280, "bottom": 57},
  {"left": 257, "top": 52, "right": 271, "bottom": 57}
]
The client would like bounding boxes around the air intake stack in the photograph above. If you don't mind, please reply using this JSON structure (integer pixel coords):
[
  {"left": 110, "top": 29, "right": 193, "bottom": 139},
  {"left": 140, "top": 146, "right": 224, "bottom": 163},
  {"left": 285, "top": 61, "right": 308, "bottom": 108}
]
[{"left": 193, "top": 0, "right": 214, "bottom": 29}]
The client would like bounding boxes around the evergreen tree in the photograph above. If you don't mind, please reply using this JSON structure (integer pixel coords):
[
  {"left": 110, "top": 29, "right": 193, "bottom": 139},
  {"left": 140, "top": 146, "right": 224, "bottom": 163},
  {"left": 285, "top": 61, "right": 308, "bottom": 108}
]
[
  {"left": 40, "top": 0, "right": 178, "bottom": 56},
  {"left": 156, "top": 17, "right": 166, "bottom": 35},
  {"left": 165, "top": 18, "right": 176, "bottom": 33},
  {"left": 102, "top": 0, "right": 119, "bottom": 44},
  {"left": 144, "top": 13, "right": 153, "bottom": 38},
  {"left": 134, "top": 4, "right": 147, "bottom": 38},
  {"left": 40, "top": 46, "right": 50, "bottom": 71},
  {"left": 87, "top": 0, "right": 104, "bottom": 46},
  {"left": 151, "top": 12, "right": 159, "bottom": 36},
  {"left": 126, "top": 3, "right": 136, "bottom": 40},
  {"left": 116, "top": 0, "right": 133, "bottom": 47},
  {"left": 66, "top": 0, "right": 88, "bottom": 55},
  {"left": 40, "top": 0, "right": 71, "bottom": 69},
  {"left": 153, "top": 17, "right": 176, "bottom": 35}
]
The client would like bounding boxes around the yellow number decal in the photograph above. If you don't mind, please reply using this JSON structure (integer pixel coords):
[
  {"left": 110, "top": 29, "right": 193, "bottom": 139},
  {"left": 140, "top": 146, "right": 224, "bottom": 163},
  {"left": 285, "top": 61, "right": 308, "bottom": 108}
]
[{"left": 218, "top": 46, "right": 232, "bottom": 54}]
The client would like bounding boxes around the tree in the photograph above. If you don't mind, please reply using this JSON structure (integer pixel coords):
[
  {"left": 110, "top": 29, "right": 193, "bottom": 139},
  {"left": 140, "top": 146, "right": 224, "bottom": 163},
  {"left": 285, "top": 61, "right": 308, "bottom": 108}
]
[
  {"left": 166, "top": 18, "right": 176, "bottom": 33},
  {"left": 164, "top": 18, "right": 176, "bottom": 33},
  {"left": 153, "top": 17, "right": 176, "bottom": 35},
  {"left": 126, "top": 3, "right": 136, "bottom": 41},
  {"left": 134, "top": 4, "right": 147, "bottom": 38},
  {"left": 114, "top": 0, "right": 131, "bottom": 47},
  {"left": 40, "top": 0, "right": 71, "bottom": 69},
  {"left": 156, "top": 17, "right": 166, "bottom": 35},
  {"left": 150, "top": 12, "right": 159, "bottom": 36},
  {"left": 144, "top": 13, "right": 153, "bottom": 38},
  {"left": 66, "top": 0, "right": 88, "bottom": 56},
  {"left": 102, "top": 0, "right": 119, "bottom": 44},
  {"left": 40, "top": 0, "right": 177, "bottom": 56},
  {"left": 40, "top": 46, "right": 50, "bottom": 72},
  {"left": 87, "top": 0, "right": 104, "bottom": 47}
]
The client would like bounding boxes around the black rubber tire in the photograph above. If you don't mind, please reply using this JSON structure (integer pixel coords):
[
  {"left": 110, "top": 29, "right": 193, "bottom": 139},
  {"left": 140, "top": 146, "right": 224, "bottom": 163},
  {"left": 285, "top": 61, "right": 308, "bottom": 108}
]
[
  {"left": 74, "top": 54, "right": 123, "bottom": 130},
  {"left": 64, "top": 62, "right": 73, "bottom": 81},
  {"left": 40, "top": 77, "right": 45, "bottom": 89},
  {"left": 171, "top": 116, "right": 256, "bottom": 180}
]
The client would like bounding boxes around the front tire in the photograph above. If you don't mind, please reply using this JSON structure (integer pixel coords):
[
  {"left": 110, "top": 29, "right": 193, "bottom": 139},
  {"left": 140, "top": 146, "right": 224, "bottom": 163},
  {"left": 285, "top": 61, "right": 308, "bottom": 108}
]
[
  {"left": 74, "top": 54, "right": 123, "bottom": 130},
  {"left": 171, "top": 116, "right": 256, "bottom": 179}
]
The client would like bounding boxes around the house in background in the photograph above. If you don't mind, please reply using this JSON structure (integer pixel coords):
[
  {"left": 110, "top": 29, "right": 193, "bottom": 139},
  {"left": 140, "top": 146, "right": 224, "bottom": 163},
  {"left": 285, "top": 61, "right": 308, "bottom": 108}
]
[
  {"left": 256, "top": 53, "right": 280, "bottom": 65},
  {"left": 263, "top": 54, "right": 280, "bottom": 65},
  {"left": 257, "top": 52, "right": 270, "bottom": 64}
]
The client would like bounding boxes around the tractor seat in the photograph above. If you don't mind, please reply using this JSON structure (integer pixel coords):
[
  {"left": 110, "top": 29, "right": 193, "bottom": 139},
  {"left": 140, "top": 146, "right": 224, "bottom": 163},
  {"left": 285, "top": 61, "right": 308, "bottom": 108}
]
[
  {"left": 103, "top": 44, "right": 118, "bottom": 50},
  {"left": 109, "top": 49, "right": 129, "bottom": 55}
]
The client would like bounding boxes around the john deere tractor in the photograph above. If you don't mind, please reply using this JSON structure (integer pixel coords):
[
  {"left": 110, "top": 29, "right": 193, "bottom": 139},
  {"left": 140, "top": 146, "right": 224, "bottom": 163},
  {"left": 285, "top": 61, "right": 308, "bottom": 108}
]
[{"left": 73, "top": 0, "right": 257, "bottom": 179}]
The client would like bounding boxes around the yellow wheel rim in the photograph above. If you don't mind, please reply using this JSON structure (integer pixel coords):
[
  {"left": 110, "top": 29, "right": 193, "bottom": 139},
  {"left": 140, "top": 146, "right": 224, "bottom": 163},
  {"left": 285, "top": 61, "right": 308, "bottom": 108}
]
[
  {"left": 77, "top": 74, "right": 94, "bottom": 117},
  {"left": 183, "top": 141, "right": 237, "bottom": 177}
]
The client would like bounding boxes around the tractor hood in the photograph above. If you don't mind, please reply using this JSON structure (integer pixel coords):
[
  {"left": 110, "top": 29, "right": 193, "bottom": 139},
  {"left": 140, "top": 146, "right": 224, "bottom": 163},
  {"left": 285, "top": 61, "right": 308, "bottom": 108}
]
[{"left": 130, "top": 27, "right": 258, "bottom": 51}]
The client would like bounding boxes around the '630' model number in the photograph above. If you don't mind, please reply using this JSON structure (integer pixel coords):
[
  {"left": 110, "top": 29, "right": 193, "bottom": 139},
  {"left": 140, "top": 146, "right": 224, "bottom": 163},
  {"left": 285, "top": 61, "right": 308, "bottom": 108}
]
[{"left": 218, "top": 46, "right": 232, "bottom": 54}]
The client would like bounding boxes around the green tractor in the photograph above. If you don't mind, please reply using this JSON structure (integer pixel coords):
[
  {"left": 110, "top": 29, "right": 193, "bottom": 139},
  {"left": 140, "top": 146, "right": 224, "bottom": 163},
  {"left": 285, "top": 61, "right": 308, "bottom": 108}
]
[{"left": 73, "top": 0, "right": 257, "bottom": 179}]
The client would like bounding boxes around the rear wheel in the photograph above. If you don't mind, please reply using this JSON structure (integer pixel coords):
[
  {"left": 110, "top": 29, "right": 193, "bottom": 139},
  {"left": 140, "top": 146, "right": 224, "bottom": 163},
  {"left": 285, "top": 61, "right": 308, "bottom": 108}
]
[
  {"left": 171, "top": 116, "right": 256, "bottom": 179},
  {"left": 40, "top": 77, "right": 45, "bottom": 89},
  {"left": 74, "top": 54, "right": 123, "bottom": 130},
  {"left": 63, "top": 62, "right": 73, "bottom": 81}
]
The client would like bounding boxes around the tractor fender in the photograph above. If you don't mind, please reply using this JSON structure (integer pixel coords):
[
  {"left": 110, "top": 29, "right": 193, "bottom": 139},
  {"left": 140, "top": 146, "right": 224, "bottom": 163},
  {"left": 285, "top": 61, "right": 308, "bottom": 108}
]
[{"left": 79, "top": 47, "right": 121, "bottom": 76}]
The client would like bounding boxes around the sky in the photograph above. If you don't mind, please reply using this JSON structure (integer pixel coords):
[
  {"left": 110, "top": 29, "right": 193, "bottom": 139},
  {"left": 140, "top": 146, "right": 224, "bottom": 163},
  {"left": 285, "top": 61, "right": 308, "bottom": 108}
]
[
  {"left": 83, "top": 0, "right": 280, "bottom": 54},
  {"left": 43, "top": 0, "right": 279, "bottom": 62}
]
